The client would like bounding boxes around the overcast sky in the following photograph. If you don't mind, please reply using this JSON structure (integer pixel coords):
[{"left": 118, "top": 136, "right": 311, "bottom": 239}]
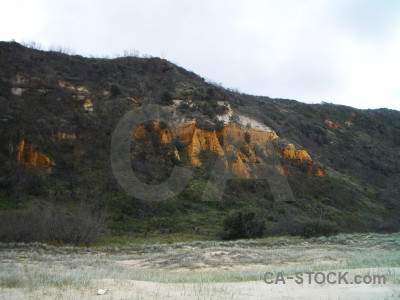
[{"left": 1, "top": 0, "right": 400, "bottom": 110}]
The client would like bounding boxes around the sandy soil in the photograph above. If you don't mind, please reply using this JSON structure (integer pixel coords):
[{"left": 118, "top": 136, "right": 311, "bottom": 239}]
[
  {"left": 1, "top": 234, "right": 399, "bottom": 299},
  {"left": 1, "top": 268, "right": 399, "bottom": 300}
]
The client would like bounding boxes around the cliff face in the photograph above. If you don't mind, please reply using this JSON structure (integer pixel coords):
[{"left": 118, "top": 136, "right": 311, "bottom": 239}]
[
  {"left": 133, "top": 120, "right": 326, "bottom": 178},
  {"left": 15, "top": 141, "right": 53, "bottom": 173}
]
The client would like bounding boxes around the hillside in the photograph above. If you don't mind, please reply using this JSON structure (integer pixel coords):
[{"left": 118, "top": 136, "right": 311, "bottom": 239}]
[{"left": 0, "top": 41, "right": 399, "bottom": 242}]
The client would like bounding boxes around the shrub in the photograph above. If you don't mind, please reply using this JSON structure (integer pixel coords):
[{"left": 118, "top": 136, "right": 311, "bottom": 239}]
[
  {"left": 244, "top": 132, "right": 251, "bottom": 143},
  {"left": 221, "top": 208, "right": 266, "bottom": 240},
  {"left": 159, "top": 121, "right": 169, "bottom": 129},
  {"left": 144, "top": 121, "right": 155, "bottom": 132},
  {"left": 229, "top": 112, "right": 240, "bottom": 125},
  {"left": 45, "top": 204, "right": 106, "bottom": 245},
  {"left": 206, "top": 87, "right": 215, "bottom": 100},
  {"left": 178, "top": 102, "right": 190, "bottom": 111},
  {"left": 173, "top": 138, "right": 186, "bottom": 151},
  {"left": 162, "top": 91, "right": 172, "bottom": 102},
  {"left": 0, "top": 204, "right": 105, "bottom": 245},
  {"left": 110, "top": 84, "right": 121, "bottom": 96},
  {"left": 196, "top": 119, "right": 215, "bottom": 131},
  {"left": 0, "top": 79, "right": 11, "bottom": 96},
  {"left": 0, "top": 207, "right": 45, "bottom": 242},
  {"left": 299, "top": 219, "right": 339, "bottom": 238},
  {"left": 214, "top": 119, "right": 225, "bottom": 132},
  {"left": 201, "top": 102, "right": 216, "bottom": 118}
]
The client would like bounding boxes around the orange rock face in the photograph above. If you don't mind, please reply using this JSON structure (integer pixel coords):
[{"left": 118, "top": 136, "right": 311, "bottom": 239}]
[
  {"left": 282, "top": 144, "right": 326, "bottom": 177},
  {"left": 296, "top": 150, "right": 312, "bottom": 162},
  {"left": 132, "top": 121, "right": 326, "bottom": 178},
  {"left": 16, "top": 141, "right": 53, "bottom": 173},
  {"left": 84, "top": 98, "right": 93, "bottom": 112},
  {"left": 283, "top": 145, "right": 312, "bottom": 162},
  {"left": 325, "top": 119, "right": 343, "bottom": 129}
]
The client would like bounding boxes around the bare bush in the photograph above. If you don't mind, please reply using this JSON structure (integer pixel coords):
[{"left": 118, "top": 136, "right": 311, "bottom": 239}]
[
  {"left": 60, "top": 204, "right": 106, "bottom": 245},
  {"left": 0, "top": 204, "right": 105, "bottom": 245},
  {"left": 0, "top": 207, "right": 45, "bottom": 242}
]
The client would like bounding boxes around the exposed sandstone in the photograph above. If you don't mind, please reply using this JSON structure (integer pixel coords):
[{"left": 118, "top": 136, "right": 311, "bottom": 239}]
[
  {"left": 283, "top": 145, "right": 311, "bottom": 162},
  {"left": 84, "top": 98, "right": 93, "bottom": 112},
  {"left": 325, "top": 119, "right": 343, "bottom": 129},
  {"left": 132, "top": 120, "right": 326, "bottom": 178},
  {"left": 16, "top": 141, "right": 53, "bottom": 173},
  {"left": 282, "top": 144, "right": 326, "bottom": 177}
]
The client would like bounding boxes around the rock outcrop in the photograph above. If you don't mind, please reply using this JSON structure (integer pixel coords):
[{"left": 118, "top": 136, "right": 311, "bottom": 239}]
[
  {"left": 84, "top": 98, "right": 93, "bottom": 112},
  {"left": 133, "top": 120, "right": 326, "bottom": 178},
  {"left": 281, "top": 144, "right": 326, "bottom": 177},
  {"left": 283, "top": 144, "right": 312, "bottom": 162},
  {"left": 325, "top": 119, "right": 343, "bottom": 129},
  {"left": 16, "top": 141, "right": 53, "bottom": 173}
]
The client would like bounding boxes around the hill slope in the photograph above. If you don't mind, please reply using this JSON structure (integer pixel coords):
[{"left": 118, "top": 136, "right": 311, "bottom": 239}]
[{"left": 0, "top": 42, "right": 399, "bottom": 240}]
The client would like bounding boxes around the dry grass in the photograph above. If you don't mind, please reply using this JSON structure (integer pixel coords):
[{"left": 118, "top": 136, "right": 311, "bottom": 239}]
[{"left": 0, "top": 233, "right": 400, "bottom": 299}]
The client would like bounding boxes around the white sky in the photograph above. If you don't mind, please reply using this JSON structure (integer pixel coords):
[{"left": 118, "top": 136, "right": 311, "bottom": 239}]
[{"left": 1, "top": 0, "right": 400, "bottom": 110}]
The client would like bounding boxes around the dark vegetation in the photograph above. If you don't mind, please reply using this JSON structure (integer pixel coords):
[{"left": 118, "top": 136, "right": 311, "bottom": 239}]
[
  {"left": 221, "top": 208, "right": 266, "bottom": 240},
  {"left": 0, "top": 41, "right": 399, "bottom": 243},
  {"left": 0, "top": 204, "right": 105, "bottom": 245}
]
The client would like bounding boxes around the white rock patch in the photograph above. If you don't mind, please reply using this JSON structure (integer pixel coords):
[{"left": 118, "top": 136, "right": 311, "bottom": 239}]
[{"left": 11, "top": 87, "right": 26, "bottom": 96}]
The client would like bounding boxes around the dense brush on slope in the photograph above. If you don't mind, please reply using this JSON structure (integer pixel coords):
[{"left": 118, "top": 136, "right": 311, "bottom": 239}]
[{"left": 0, "top": 41, "right": 399, "bottom": 240}]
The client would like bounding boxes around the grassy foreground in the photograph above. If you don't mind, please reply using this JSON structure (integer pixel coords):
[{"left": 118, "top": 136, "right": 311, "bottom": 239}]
[{"left": 0, "top": 233, "right": 400, "bottom": 299}]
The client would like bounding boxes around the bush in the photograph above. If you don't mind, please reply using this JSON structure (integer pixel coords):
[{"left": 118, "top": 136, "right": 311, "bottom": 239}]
[
  {"left": 178, "top": 102, "right": 190, "bottom": 111},
  {"left": 214, "top": 119, "right": 225, "bottom": 132},
  {"left": 162, "top": 91, "right": 172, "bottom": 102},
  {"left": 299, "top": 219, "right": 339, "bottom": 238},
  {"left": 159, "top": 121, "right": 169, "bottom": 129},
  {"left": 200, "top": 102, "right": 216, "bottom": 118},
  {"left": 110, "top": 84, "right": 121, "bottom": 96},
  {"left": 0, "top": 207, "right": 45, "bottom": 242},
  {"left": 46, "top": 204, "right": 106, "bottom": 245},
  {"left": 206, "top": 87, "right": 215, "bottom": 100},
  {"left": 229, "top": 112, "right": 240, "bottom": 125},
  {"left": 173, "top": 138, "right": 186, "bottom": 151},
  {"left": 244, "top": 132, "right": 251, "bottom": 143},
  {"left": 221, "top": 208, "right": 266, "bottom": 240},
  {"left": 196, "top": 119, "right": 215, "bottom": 131},
  {"left": 0, "top": 204, "right": 105, "bottom": 245}
]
